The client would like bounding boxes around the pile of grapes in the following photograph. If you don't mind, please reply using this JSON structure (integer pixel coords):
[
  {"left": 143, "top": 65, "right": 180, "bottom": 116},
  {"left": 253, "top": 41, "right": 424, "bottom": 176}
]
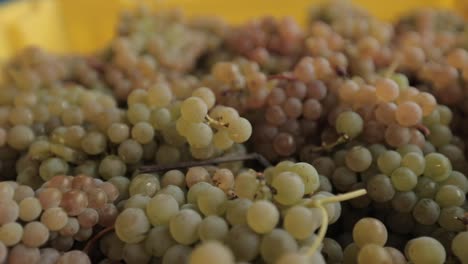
[{"left": 0, "top": 0, "right": 467, "bottom": 263}]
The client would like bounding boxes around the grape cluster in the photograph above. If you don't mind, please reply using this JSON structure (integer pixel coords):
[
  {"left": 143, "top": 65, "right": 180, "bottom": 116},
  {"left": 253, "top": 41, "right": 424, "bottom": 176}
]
[
  {"left": 104, "top": 162, "right": 362, "bottom": 264},
  {"left": 0, "top": 1, "right": 467, "bottom": 263},
  {"left": 0, "top": 174, "right": 119, "bottom": 263}
]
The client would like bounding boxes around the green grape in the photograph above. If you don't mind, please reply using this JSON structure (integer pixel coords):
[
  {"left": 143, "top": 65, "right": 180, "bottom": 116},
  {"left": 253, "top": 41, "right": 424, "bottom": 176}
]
[
  {"left": 428, "top": 124, "right": 452, "bottom": 147},
  {"left": 283, "top": 206, "right": 321, "bottom": 240},
  {"left": 81, "top": 131, "right": 107, "bottom": 155},
  {"left": 210, "top": 106, "right": 239, "bottom": 124},
  {"left": 144, "top": 226, "right": 176, "bottom": 257},
  {"left": 290, "top": 162, "right": 320, "bottom": 194},
  {"left": 397, "top": 144, "right": 423, "bottom": 156},
  {"left": 147, "top": 84, "right": 173, "bottom": 108},
  {"left": 197, "top": 215, "right": 229, "bottom": 241},
  {"left": 358, "top": 244, "right": 392, "bottom": 264},
  {"left": 158, "top": 185, "right": 185, "bottom": 206},
  {"left": 161, "top": 170, "right": 185, "bottom": 189},
  {"left": 414, "top": 177, "right": 438, "bottom": 199},
  {"left": 7, "top": 125, "right": 35, "bottom": 150},
  {"left": 390, "top": 167, "right": 418, "bottom": 191},
  {"left": 74, "top": 160, "right": 99, "bottom": 178},
  {"left": 401, "top": 152, "right": 425, "bottom": 176},
  {"left": 368, "top": 144, "right": 387, "bottom": 161},
  {"left": 213, "top": 130, "right": 234, "bottom": 150},
  {"left": 124, "top": 194, "right": 150, "bottom": 210},
  {"left": 0, "top": 222, "right": 23, "bottom": 246},
  {"left": 29, "top": 140, "right": 51, "bottom": 160},
  {"left": 131, "top": 122, "right": 155, "bottom": 144},
  {"left": 107, "top": 123, "right": 130, "bottom": 144},
  {"left": 192, "top": 87, "right": 215, "bottom": 109},
  {"left": 189, "top": 241, "right": 235, "bottom": 264},
  {"left": 149, "top": 108, "right": 172, "bottom": 130},
  {"left": 146, "top": 194, "right": 179, "bottom": 226},
  {"left": 345, "top": 146, "right": 372, "bottom": 172},
  {"left": 162, "top": 122, "right": 187, "bottom": 147},
  {"left": 186, "top": 123, "right": 213, "bottom": 148},
  {"left": 180, "top": 97, "right": 207, "bottom": 123},
  {"left": 98, "top": 155, "right": 127, "bottom": 180},
  {"left": 9, "top": 107, "right": 34, "bottom": 126},
  {"left": 335, "top": 111, "right": 363, "bottom": 138},
  {"left": 343, "top": 243, "right": 359, "bottom": 264},
  {"left": 331, "top": 166, "right": 357, "bottom": 192},
  {"left": 156, "top": 145, "right": 181, "bottom": 165},
  {"left": 352, "top": 217, "right": 388, "bottom": 247},
  {"left": 127, "top": 103, "right": 150, "bottom": 125},
  {"left": 225, "top": 198, "right": 252, "bottom": 226},
  {"left": 423, "top": 110, "right": 440, "bottom": 126},
  {"left": 391, "top": 73, "right": 409, "bottom": 90},
  {"left": 452, "top": 232, "right": 468, "bottom": 263},
  {"left": 437, "top": 105, "right": 452, "bottom": 126},
  {"left": 129, "top": 173, "right": 160, "bottom": 197},
  {"left": 169, "top": 209, "right": 202, "bottom": 245},
  {"left": 64, "top": 126, "right": 86, "bottom": 149},
  {"left": 197, "top": 186, "right": 227, "bottom": 216},
  {"left": 440, "top": 171, "right": 468, "bottom": 193},
  {"left": 118, "top": 139, "right": 143, "bottom": 164},
  {"left": 277, "top": 252, "right": 324, "bottom": 264},
  {"left": 122, "top": 242, "right": 151, "bottom": 264},
  {"left": 39, "top": 158, "right": 69, "bottom": 181},
  {"left": 272, "top": 171, "right": 305, "bottom": 205},
  {"left": 405, "top": 237, "right": 446, "bottom": 264},
  {"left": 115, "top": 208, "right": 150, "bottom": 244},
  {"left": 322, "top": 238, "right": 343, "bottom": 263},
  {"left": 434, "top": 185, "right": 465, "bottom": 207},
  {"left": 247, "top": 200, "right": 279, "bottom": 234},
  {"left": 311, "top": 157, "right": 336, "bottom": 178},
  {"left": 391, "top": 191, "right": 417, "bottom": 213},
  {"left": 260, "top": 229, "right": 298, "bottom": 264},
  {"left": 225, "top": 225, "right": 260, "bottom": 262},
  {"left": 377, "top": 150, "right": 401, "bottom": 175},
  {"left": 162, "top": 245, "right": 192, "bottom": 264},
  {"left": 234, "top": 170, "right": 259, "bottom": 200},
  {"left": 412, "top": 199, "right": 440, "bottom": 225},
  {"left": 366, "top": 174, "right": 395, "bottom": 202},
  {"left": 424, "top": 153, "right": 452, "bottom": 182},
  {"left": 438, "top": 206, "right": 465, "bottom": 231},
  {"left": 227, "top": 117, "right": 252, "bottom": 143},
  {"left": 187, "top": 182, "right": 212, "bottom": 204}
]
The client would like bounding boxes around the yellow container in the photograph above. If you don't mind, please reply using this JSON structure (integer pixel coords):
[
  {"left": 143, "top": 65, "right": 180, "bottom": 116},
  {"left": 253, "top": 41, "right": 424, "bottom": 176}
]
[{"left": 0, "top": 0, "right": 464, "bottom": 61}]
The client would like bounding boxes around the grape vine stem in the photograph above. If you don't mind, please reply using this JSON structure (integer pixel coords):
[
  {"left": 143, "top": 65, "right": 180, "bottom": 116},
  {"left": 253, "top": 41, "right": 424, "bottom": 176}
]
[
  {"left": 304, "top": 189, "right": 367, "bottom": 257},
  {"left": 83, "top": 225, "right": 115, "bottom": 254},
  {"left": 139, "top": 152, "right": 272, "bottom": 173}
]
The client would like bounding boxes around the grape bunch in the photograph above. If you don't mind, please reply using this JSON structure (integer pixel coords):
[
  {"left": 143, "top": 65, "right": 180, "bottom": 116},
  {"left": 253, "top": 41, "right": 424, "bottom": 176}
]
[
  {"left": 0, "top": 174, "right": 118, "bottom": 263},
  {"left": 0, "top": 1, "right": 467, "bottom": 264}
]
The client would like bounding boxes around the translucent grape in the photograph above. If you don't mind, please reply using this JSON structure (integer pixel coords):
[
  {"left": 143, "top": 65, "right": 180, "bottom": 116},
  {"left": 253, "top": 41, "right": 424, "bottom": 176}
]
[
  {"left": 19, "top": 197, "right": 42, "bottom": 221},
  {"left": 189, "top": 241, "right": 235, "bottom": 264},
  {"left": 405, "top": 237, "right": 446, "bottom": 264},
  {"left": 434, "top": 185, "right": 465, "bottom": 207},
  {"left": 144, "top": 226, "right": 176, "bottom": 257},
  {"left": 401, "top": 152, "right": 425, "bottom": 176},
  {"left": 146, "top": 194, "right": 179, "bottom": 225},
  {"left": 0, "top": 222, "right": 23, "bottom": 246},
  {"left": 352, "top": 217, "right": 388, "bottom": 247},
  {"left": 335, "top": 111, "right": 363, "bottom": 138},
  {"left": 452, "top": 232, "right": 468, "bottom": 263},
  {"left": 115, "top": 208, "right": 150, "bottom": 244},
  {"left": 169, "top": 209, "right": 202, "bottom": 245},
  {"left": 181, "top": 97, "right": 208, "bottom": 123},
  {"left": 284, "top": 206, "right": 321, "bottom": 240},
  {"left": 272, "top": 171, "right": 305, "bottom": 205},
  {"left": 197, "top": 215, "right": 229, "bottom": 241},
  {"left": 129, "top": 173, "right": 160, "bottom": 197},
  {"left": 260, "top": 229, "right": 298, "bottom": 264},
  {"left": 391, "top": 167, "right": 418, "bottom": 191},
  {"left": 225, "top": 198, "right": 252, "bottom": 226},
  {"left": 345, "top": 146, "right": 372, "bottom": 172},
  {"left": 247, "top": 200, "right": 279, "bottom": 234},
  {"left": 0, "top": 199, "right": 19, "bottom": 225},
  {"left": 186, "top": 122, "right": 213, "bottom": 148},
  {"left": 148, "top": 84, "right": 173, "bottom": 108},
  {"left": 395, "top": 102, "right": 422, "bottom": 127},
  {"left": 290, "top": 162, "right": 320, "bottom": 194},
  {"left": 227, "top": 117, "right": 252, "bottom": 143},
  {"left": 412, "top": 199, "right": 440, "bottom": 225},
  {"left": 358, "top": 244, "right": 392, "bottom": 264},
  {"left": 22, "top": 221, "right": 49, "bottom": 247},
  {"left": 377, "top": 150, "right": 401, "bottom": 175},
  {"left": 424, "top": 153, "right": 452, "bottom": 182},
  {"left": 197, "top": 186, "right": 227, "bottom": 216}
]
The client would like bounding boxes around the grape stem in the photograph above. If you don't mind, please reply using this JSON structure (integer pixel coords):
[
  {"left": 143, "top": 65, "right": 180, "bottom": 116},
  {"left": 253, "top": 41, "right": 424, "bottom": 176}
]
[
  {"left": 304, "top": 189, "right": 367, "bottom": 257},
  {"left": 139, "top": 152, "right": 272, "bottom": 173},
  {"left": 384, "top": 58, "right": 401, "bottom": 78},
  {"left": 312, "top": 133, "right": 349, "bottom": 152},
  {"left": 205, "top": 114, "right": 229, "bottom": 128},
  {"left": 83, "top": 225, "right": 115, "bottom": 254}
]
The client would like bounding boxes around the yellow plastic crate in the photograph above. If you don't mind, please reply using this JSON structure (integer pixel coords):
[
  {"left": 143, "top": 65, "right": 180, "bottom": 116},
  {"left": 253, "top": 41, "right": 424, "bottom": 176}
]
[{"left": 0, "top": 0, "right": 464, "bottom": 61}]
